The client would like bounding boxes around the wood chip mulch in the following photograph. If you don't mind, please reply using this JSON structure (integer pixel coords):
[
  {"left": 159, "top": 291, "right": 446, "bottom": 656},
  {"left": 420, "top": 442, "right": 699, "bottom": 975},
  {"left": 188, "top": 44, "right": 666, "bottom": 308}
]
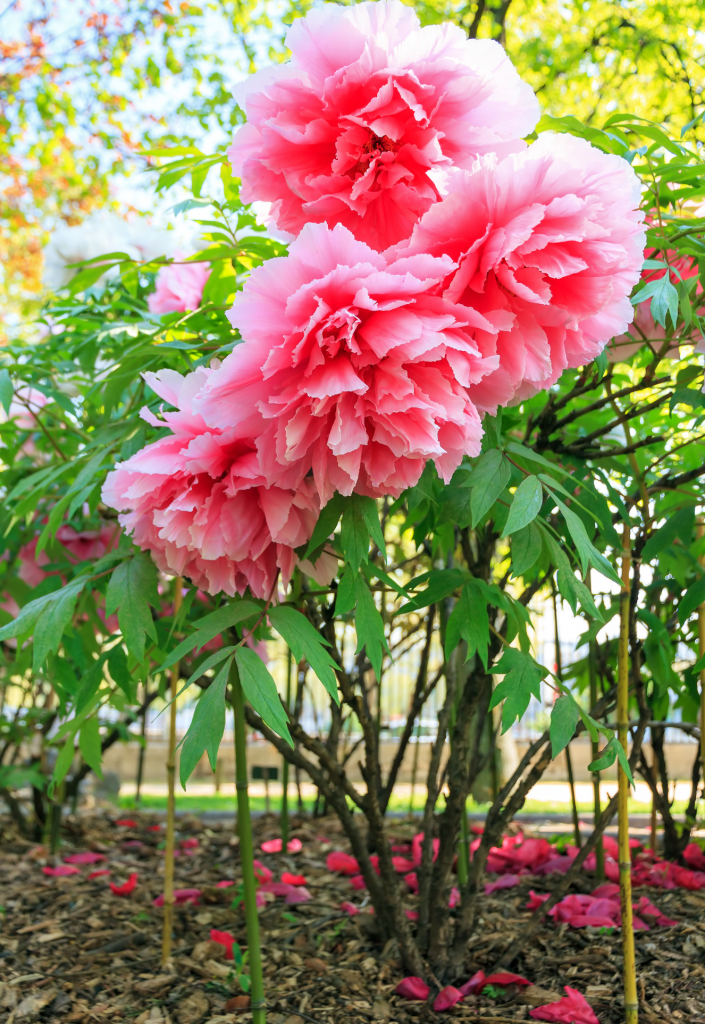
[{"left": 1, "top": 810, "right": 704, "bottom": 1024}]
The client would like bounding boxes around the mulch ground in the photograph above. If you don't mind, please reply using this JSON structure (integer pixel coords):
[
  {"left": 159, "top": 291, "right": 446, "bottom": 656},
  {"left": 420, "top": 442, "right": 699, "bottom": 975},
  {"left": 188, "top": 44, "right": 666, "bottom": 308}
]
[{"left": 1, "top": 810, "right": 704, "bottom": 1024}]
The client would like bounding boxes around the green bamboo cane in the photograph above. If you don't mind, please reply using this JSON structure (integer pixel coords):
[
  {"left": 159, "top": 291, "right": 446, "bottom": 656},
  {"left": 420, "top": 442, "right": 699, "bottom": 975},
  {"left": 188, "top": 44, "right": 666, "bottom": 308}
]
[
  {"left": 231, "top": 660, "right": 266, "bottom": 1024},
  {"left": 281, "top": 647, "right": 292, "bottom": 852}
]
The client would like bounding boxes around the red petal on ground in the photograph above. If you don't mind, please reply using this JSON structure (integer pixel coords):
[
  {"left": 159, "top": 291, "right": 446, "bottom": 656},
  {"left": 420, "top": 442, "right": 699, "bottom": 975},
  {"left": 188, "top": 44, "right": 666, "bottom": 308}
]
[
  {"left": 147, "top": 824, "right": 162, "bottom": 831},
  {"left": 485, "top": 972, "right": 532, "bottom": 987},
  {"left": 87, "top": 869, "right": 111, "bottom": 879},
  {"left": 180, "top": 837, "right": 199, "bottom": 849},
  {"left": 683, "top": 843, "right": 705, "bottom": 871},
  {"left": 152, "top": 888, "right": 201, "bottom": 907},
  {"left": 326, "top": 851, "right": 359, "bottom": 875},
  {"left": 433, "top": 986, "right": 463, "bottom": 1011},
  {"left": 287, "top": 838, "right": 303, "bottom": 852},
  {"left": 110, "top": 873, "right": 138, "bottom": 896},
  {"left": 340, "top": 901, "right": 360, "bottom": 915},
  {"left": 350, "top": 874, "right": 367, "bottom": 890},
  {"left": 253, "top": 859, "right": 273, "bottom": 884},
  {"left": 403, "top": 872, "right": 419, "bottom": 893},
  {"left": 485, "top": 873, "right": 519, "bottom": 894},
  {"left": 526, "top": 890, "right": 550, "bottom": 911},
  {"left": 210, "top": 928, "right": 236, "bottom": 960},
  {"left": 405, "top": 909, "right": 419, "bottom": 920},
  {"left": 42, "top": 864, "right": 80, "bottom": 877},
  {"left": 392, "top": 856, "right": 416, "bottom": 873},
  {"left": 529, "top": 986, "right": 599, "bottom": 1023},
  {"left": 281, "top": 872, "right": 307, "bottom": 886},
  {"left": 394, "top": 977, "right": 430, "bottom": 1000},
  {"left": 458, "top": 970, "right": 486, "bottom": 996},
  {"left": 591, "top": 883, "right": 620, "bottom": 899},
  {"left": 64, "top": 852, "right": 106, "bottom": 864},
  {"left": 216, "top": 880, "right": 235, "bottom": 888},
  {"left": 115, "top": 819, "right": 137, "bottom": 827},
  {"left": 285, "top": 886, "right": 311, "bottom": 904},
  {"left": 261, "top": 839, "right": 282, "bottom": 853}
]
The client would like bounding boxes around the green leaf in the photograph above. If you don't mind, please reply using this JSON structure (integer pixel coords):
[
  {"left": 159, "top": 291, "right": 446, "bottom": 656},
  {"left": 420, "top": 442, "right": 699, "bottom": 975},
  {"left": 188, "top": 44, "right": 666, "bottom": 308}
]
[
  {"left": 544, "top": 531, "right": 603, "bottom": 621},
  {"left": 179, "top": 656, "right": 231, "bottom": 787},
  {"left": 340, "top": 496, "right": 371, "bottom": 571},
  {"left": 470, "top": 450, "right": 510, "bottom": 528},
  {"left": 353, "top": 576, "right": 389, "bottom": 680},
  {"left": 394, "top": 568, "right": 466, "bottom": 616},
  {"left": 50, "top": 736, "right": 77, "bottom": 795},
  {"left": 235, "top": 647, "right": 292, "bottom": 745},
  {"left": 445, "top": 580, "right": 490, "bottom": 669},
  {"left": 359, "top": 496, "right": 386, "bottom": 560},
  {"left": 511, "top": 522, "right": 543, "bottom": 576},
  {"left": 159, "top": 601, "right": 259, "bottom": 671},
  {"left": 642, "top": 506, "right": 696, "bottom": 561},
  {"left": 548, "top": 491, "right": 621, "bottom": 586},
  {"left": 0, "top": 369, "right": 13, "bottom": 414},
  {"left": 505, "top": 441, "right": 571, "bottom": 477},
  {"left": 678, "top": 575, "right": 705, "bottom": 625},
  {"left": 489, "top": 648, "right": 544, "bottom": 733},
  {"left": 577, "top": 706, "right": 600, "bottom": 745},
  {"left": 105, "top": 553, "right": 159, "bottom": 661},
  {"left": 33, "top": 583, "right": 83, "bottom": 672},
  {"left": 0, "top": 575, "right": 88, "bottom": 643},
  {"left": 501, "top": 475, "right": 543, "bottom": 538},
  {"left": 108, "top": 645, "right": 136, "bottom": 703},
  {"left": 588, "top": 739, "right": 617, "bottom": 772},
  {"left": 335, "top": 567, "right": 357, "bottom": 616},
  {"left": 79, "top": 717, "right": 103, "bottom": 779},
  {"left": 268, "top": 606, "right": 339, "bottom": 703},
  {"left": 550, "top": 695, "right": 579, "bottom": 758},
  {"left": 303, "top": 493, "right": 346, "bottom": 561}
]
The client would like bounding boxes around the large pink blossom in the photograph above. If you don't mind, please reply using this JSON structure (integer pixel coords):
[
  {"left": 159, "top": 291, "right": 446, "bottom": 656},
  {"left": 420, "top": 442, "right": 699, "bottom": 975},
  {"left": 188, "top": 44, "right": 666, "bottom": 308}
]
[
  {"left": 228, "top": 0, "right": 539, "bottom": 251},
  {"left": 396, "top": 133, "right": 646, "bottom": 410},
  {"left": 148, "top": 258, "right": 211, "bottom": 314},
  {"left": 101, "top": 368, "right": 336, "bottom": 599},
  {"left": 17, "top": 524, "right": 120, "bottom": 587},
  {"left": 199, "top": 222, "right": 503, "bottom": 503}
]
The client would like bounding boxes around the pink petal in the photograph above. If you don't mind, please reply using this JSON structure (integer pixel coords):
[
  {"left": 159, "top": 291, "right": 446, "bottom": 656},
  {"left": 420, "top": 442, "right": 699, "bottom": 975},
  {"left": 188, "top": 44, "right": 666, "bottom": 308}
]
[
  {"left": 394, "top": 977, "right": 430, "bottom": 1001},
  {"left": 433, "top": 986, "right": 463, "bottom": 1012}
]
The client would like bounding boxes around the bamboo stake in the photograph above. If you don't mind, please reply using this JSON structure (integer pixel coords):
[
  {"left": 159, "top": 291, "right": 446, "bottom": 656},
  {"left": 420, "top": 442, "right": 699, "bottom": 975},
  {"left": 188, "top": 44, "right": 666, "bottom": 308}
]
[
  {"left": 281, "top": 647, "right": 292, "bottom": 851},
  {"left": 697, "top": 518, "right": 705, "bottom": 801},
  {"left": 553, "top": 586, "right": 581, "bottom": 848},
  {"left": 135, "top": 685, "right": 148, "bottom": 808},
  {"left": 232, "top": 660, "right": 266, "bottom": 1024},
  {"left": 162, "top": 577, "right": 182, "bottom": 965},
  {"left": 618, "top": 528, "right": 638, "bottom": 1024},
  {"left": 588, "top": 636, "right": 605, "bottom": 880}
]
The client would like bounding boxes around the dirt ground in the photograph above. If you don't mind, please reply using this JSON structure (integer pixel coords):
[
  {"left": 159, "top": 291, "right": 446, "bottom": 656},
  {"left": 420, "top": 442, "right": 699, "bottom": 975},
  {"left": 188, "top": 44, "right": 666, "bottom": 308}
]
[{"left": 1, "top": 811, "right": 704, "bottom": 1024}]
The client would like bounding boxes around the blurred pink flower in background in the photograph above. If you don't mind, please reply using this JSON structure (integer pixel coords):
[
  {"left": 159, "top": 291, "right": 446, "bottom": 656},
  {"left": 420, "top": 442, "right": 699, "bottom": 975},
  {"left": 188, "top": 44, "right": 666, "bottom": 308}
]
[
  {"left": 148, "top": 257, "right": 211, "bottom": 314},
  {"left": 101, "top": 367, "right": 336, "bottom": 599},
  {"left": 200, "top": 222, "right": 502, "bottom": 503},
  {"left": 397, "top": 133, "right": 645, "bottom": 410},
  {"left": 228, "top": 0, "right": 538, "bottom": 250},
  {"left": 17, "top": 525, "right": 120, "bottom": 587}
]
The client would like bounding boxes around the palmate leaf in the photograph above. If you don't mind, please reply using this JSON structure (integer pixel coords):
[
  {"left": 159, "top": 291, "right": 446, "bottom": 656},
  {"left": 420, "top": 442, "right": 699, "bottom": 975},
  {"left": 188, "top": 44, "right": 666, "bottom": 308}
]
[
  {"left": 501, "top": 475, "right": 543, "bottom": 538},
  {"left": 105, "top": 552, "right": 159, "bottom": 661},
  {"left": 353, "top": 576, "right": 389, "bottom": 680},
  {"left": 511, "top": 521, "right": 543, "bottom": 576},
  {"left": 179, "top": 655, "right": 232, "bottom": 788},
  {"left": 394, "top": 568, "right": 466, "bottom": 616},
  {"left": 268, "top": 605, "right": 340, "bottom": 703},
  {"left": 642, "top": 505, "right": 695, "bottom": 561},
  {"left": 489, "top": 648, "right": 545, "bottom": 733},
  {"left": 445, "top": 580, "right": 490, "bottom": 669},
  {"left": 470, "top": 449, "right": 511, "bottom": 527},
  {"left": 550, "top": 694, "right": 579, "bottom": 758},
  {"left": 159, "top": 600, "right": 259, "bottom": 671},
  {"left": 79, "top": 716, "right": 103, "bottom": 779},
  {"left": 235, "top": 647, "right": 292, "bottom": 746},
  {"left": 0, "top": 575, "right": 89, "bottom": 644}
]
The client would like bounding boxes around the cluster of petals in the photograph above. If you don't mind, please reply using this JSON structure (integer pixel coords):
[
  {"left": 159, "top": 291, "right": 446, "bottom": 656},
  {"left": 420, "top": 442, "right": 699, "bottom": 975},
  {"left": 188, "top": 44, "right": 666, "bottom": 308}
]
[
  {"left": 148, "top": 255, "right": 211, "bottom": 314},
  {"left": 396, "top": 133, "right": 645, "bottom": 409},
  {"left": 200, "top": 222, "right": 500, "bottom": 500},
  {"left": 228, "top": 0, "right": 539, "bottom": 250},
  {"left": 101, "top": 366, "right": 336, "bottom": 599}
]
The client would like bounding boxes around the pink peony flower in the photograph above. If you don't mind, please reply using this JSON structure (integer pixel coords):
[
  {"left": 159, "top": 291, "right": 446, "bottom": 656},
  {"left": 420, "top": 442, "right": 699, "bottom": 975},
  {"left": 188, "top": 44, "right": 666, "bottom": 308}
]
[
  {"left": 202, "top": 222, "right": 499, "bottom": 502},
  {"left": 228, "top": 0, "right": 539, "bottom": 251},
  {"left": 101, "top": 367, "right": 336, "bottom": 600},
  {"left": 148, "top": 257, "right": 211, "bottom": 314},
  {"left": 17, "top": 523, "right": 120, "bottom": 587},
  {"left": 397, "top": 133, "right": 645, "bottom": 410}
]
